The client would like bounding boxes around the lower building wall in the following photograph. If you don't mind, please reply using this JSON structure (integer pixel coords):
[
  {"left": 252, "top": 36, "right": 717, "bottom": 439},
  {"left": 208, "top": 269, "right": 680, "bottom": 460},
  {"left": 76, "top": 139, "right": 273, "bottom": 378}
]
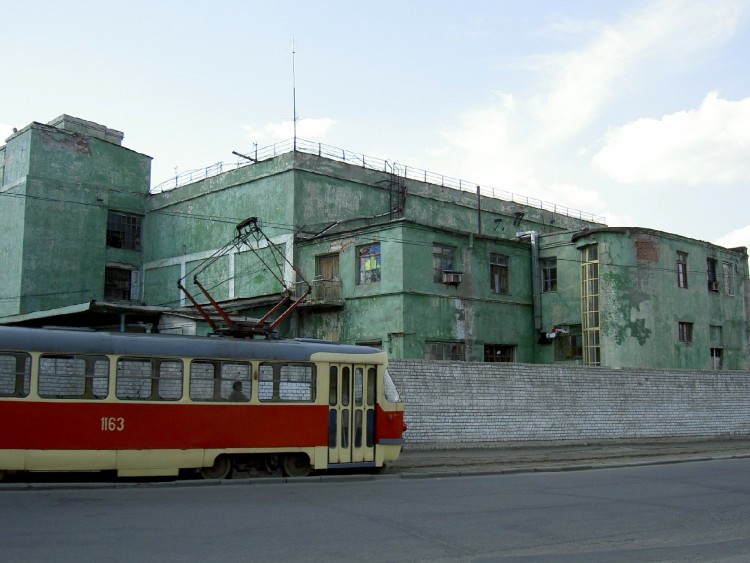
[{"left": 389, "top": 361, "right": 750, "bottom": 449}]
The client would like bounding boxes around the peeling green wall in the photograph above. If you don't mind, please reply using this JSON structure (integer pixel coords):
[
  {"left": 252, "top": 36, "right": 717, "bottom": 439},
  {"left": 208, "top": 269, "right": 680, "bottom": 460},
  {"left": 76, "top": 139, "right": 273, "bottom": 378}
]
[
  {"left": 0, "top": 123, "right": 150, "bottom": 315},
  {"left": 573, "top": 229, "right": 749, "bottom": 370},
  {"left": 295, "top": 221, "right": 535, "bottom": 360}
]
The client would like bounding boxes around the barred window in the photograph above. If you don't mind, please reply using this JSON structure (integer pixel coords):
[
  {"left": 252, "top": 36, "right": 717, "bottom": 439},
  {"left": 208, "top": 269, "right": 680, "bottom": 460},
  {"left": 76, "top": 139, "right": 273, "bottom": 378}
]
[
  {"left": 424, "top": 341, "right": 464, "bottom": 361},
  {"left": 105, "top": 267, "right": 133, "bottom": 301}
]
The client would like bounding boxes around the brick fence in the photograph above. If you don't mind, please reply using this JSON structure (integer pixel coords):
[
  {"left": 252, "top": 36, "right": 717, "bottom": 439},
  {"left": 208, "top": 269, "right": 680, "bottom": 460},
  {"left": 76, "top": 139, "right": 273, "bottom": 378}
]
[{"left": 388, "top": 361, "right": 750, "bottom": 450}]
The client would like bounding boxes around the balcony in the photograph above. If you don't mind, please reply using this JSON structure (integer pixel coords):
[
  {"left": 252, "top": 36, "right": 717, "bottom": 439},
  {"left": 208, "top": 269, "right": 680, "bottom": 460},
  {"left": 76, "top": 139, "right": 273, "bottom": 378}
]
[{"left": 299, "top": 277, "right": 344, "bottom": 309}]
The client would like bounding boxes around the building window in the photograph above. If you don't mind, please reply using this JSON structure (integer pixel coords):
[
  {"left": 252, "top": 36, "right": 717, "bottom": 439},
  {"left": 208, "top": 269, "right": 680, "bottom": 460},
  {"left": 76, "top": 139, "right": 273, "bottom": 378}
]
[
  {"left": 678, "top": 322, "right": 693, "bottom": 343},
  {"left": 554, "top": 325, "right": 583, "bottom": 362},
  {"left": 722, "top": 262, "right": 734, "bottom": 296},
  {"left": 581, "top": 245, "right": 600, "bottom": 366},
  {"left": 424, "top": 341, "right": 464, "bottom": 361},
  {"left": 484, "top": 344, "right": 515, "bottom": 362},
  {"left": 707, "top": 258, "right": 718, "bottom": 292},
  {"left": 541, "top": 257, "right": 557, "bottom": 292},
  {"left": 357, "top": 243, "right": 381, "bottom": 284},
  {"left": 105, "top": 267, "right": 134, "bottom": 301},
  {"left": 677, "top": 252, "right": 688, "bottom": 288},
  {"left": 710, "top": 324, "right": 722, "bottom": 346},
  {"left": 433, "top": 244, "right": 455, "bottom": 283},
  {"left": 107, "top": 211, "right": 141, "bottom": 251},
  {"left": 490, "top": 253, "right": 509, "bottom": 294},
  {"left": 710, "top": 348, "right": 723, "bottom": 371}
]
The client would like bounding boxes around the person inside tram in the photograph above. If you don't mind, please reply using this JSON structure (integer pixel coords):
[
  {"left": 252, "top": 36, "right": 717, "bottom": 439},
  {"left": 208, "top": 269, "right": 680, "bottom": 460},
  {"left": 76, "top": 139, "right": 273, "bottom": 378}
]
[{"left": 227, "top": 380, "right": 248, "bottom": 402}]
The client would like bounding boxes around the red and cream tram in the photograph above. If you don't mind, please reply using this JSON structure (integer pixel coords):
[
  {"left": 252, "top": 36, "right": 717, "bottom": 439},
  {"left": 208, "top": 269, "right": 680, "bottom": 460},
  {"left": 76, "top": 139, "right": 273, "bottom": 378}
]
[{"left": 0, "top": 326, "right": 405, "bottom": 480}]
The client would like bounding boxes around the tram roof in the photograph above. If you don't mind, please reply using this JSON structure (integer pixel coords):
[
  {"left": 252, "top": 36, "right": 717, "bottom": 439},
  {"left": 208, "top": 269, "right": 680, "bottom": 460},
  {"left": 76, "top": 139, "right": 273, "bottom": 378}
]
[{"left": 0, "top": 326, "right": 383, "bottom": 362}]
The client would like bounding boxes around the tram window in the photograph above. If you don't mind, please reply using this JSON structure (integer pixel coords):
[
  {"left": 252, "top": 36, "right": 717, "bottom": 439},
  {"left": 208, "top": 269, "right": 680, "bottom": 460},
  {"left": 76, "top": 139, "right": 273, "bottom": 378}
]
[
  {"left": 328, "top": 409, "right": 337, "bottom": 448},
  {"left": 258, "top": 362, "right": 316, "bottom": 402},
  {"left": 341, "top": 367, "right": 350, "bottom": 406},
  {"left": 159, "top": 361, "right": 183, "bottom": 400},
  {"left": 367, "top": 367, "right": 376, "bottom": 406},
  {"left": 341, "top": 409, "right": 350, "bottom": 448},
  {"left": 384, "top": 369, "right": 402, "bottom": 403},
  {"left": 354, "top": 367, "right": 364, "bottom": 407},
  {"left": 354, "top": 410, "right": 363, "bottom": 448},
  {"left": 189, "top": 361, "right": 216, "bottom": 401},
  {"left": 38, "top": 355, "right": 109, "bottom": 399},
  {"left": 189, "top": 360, "right": 251, "bottom": 402},
  {"left": 222, "top": 363, "right": 251, "bottom": 402},
  {"left": 116, "top": 358, "right": 183, "bottom": 401},
  {"left": 329, "top": 366, "right": 338, "bottom": 406},
  {"left": 0, "top": 352, "right": 31, "bottom": 398}
]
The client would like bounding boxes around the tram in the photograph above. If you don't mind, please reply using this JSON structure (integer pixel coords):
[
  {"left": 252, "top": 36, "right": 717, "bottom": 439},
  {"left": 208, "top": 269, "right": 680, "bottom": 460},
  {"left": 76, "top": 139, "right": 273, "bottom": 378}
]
[{"left": 0, "top": 326, "right": 405, "bottom": 480}]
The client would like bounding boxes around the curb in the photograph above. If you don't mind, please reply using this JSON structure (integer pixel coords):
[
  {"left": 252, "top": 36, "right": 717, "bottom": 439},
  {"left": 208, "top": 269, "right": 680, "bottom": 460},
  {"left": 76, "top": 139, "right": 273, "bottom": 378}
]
[{"left": 3, "top": 451, "right": 749, "bottom": 492}]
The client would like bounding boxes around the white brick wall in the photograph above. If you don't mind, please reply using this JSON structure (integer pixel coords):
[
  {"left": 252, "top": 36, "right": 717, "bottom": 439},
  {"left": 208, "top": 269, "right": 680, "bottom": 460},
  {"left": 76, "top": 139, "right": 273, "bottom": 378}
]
[{"left": 388, "top": 361, "right": 750, "bottom": 449}]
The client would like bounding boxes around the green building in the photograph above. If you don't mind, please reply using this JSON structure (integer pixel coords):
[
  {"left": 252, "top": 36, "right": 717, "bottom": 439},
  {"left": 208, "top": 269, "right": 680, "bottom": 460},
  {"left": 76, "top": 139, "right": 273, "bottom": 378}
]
[{"left": 1, "top": 115, "right": 748, "bottom": 370}]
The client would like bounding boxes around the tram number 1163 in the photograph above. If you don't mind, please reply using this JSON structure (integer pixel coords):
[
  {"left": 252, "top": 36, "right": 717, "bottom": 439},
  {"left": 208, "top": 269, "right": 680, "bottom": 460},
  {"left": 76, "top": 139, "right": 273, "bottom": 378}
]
[{"left": 101, "top": 417, "right": 126, "bottom": 432}]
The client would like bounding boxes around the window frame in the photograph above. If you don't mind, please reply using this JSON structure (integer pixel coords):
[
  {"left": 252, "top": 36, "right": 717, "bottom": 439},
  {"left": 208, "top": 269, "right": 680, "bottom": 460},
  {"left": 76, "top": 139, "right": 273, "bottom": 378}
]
[
  {"left": 677, "top": 252, "right": 688, "bottom": 289},
  {"left": 722, "top": 262, "right": 734, "bottom": 296},
  {"left": 678, "top": 322, "right": 693, "bottom": 344},
  {"left": 490, "top": 252, "right": 509, "bottom": 294},
  {"left": 38, "top": 354, "right": 110, "bottom": 400},
  {"left": 105, "top": 266, "right": 134, "bottom": 301},
  {"left": 106, "top": 211, "right": 142, "bottom": 251},
  {"left": 433, "top": 244, "right": 456, "bottom": 283},
  {"left": 258, "top": 361, "right": 317, "bottom": 402},
  {"left": 707, "top": 257, "right": 718, "bottom": 292},
  {"left": 424, "top": 341, "right": 465, "bottom": 361},
  {"left": 484, "top": 344, "right": 515, "bottom": 362},
  {"left": 115, "top": 357, "right": 183, "bottom": 401},
  {"left": 356, "top": 243, "right": 381, "bottom": 285},
  {"left": 541, "top": 257, "right": 557, "bottom": 293}
]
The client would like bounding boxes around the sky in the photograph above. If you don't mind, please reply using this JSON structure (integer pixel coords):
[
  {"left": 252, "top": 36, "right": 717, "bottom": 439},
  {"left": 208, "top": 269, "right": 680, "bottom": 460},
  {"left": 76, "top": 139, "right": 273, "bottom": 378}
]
[{"left": 2, "top": 0, "right": 750, "bottom": 250}]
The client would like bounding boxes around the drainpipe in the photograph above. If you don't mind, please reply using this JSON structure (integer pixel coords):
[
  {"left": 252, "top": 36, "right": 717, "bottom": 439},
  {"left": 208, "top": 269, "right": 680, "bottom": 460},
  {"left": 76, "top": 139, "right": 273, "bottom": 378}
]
[{"left": 516, "top": 231, "right": 542, "bottom": 335}]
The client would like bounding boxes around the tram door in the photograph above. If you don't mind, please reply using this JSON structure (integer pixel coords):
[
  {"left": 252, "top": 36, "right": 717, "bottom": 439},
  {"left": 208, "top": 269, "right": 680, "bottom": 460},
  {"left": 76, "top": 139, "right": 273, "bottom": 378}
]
[{"left": 328, "top": 364, "right": 376, "bottom": 464}]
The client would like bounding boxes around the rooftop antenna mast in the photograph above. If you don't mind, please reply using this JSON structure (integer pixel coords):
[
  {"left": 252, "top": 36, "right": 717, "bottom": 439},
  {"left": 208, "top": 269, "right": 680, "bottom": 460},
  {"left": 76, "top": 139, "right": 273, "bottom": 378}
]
[{"left": 292, "top": 38, "right": 298, "bottom": 150}]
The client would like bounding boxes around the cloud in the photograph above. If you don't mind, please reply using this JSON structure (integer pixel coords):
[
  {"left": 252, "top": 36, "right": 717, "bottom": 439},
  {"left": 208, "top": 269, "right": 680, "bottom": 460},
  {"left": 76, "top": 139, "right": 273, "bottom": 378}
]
[
  {"left": 592, "top": 92, "right": 750, "bottom": 184},
  {"left": 715, "top": 224, "right": 750, "bottom": 250},
  {"left": 528, "top": 0, "right": 746, "bottom": 146},
  {"left": 244, "top": 118, "right": 335, "bottom": 143},
  {"left": 437, "top": 1, "right": 747, "bottom": 194}
]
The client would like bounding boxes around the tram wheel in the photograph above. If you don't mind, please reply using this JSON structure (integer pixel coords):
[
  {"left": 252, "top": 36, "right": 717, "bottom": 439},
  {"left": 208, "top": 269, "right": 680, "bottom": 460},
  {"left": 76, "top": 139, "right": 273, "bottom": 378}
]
[
  {"left": 282, "top": 453, "right": 311, "bottom": 477},
  {"left": 200, "top": 456, "right": 232, "bottom": 480}
]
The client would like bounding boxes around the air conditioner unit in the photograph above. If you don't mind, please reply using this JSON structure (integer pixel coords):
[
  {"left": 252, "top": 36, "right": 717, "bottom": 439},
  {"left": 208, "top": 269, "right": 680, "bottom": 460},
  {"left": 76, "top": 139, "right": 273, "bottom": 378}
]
[
  {"left": 442, "top": 271, "right": 463, "bottom": 285},
  {"left": 708, "top": 280, "right": 720, "bottom": 291}
]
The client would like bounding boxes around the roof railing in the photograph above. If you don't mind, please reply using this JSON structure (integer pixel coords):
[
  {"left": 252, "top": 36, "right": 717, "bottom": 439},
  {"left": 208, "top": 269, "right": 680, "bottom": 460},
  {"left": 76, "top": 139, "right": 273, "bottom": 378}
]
[{"left": 151, "top": 138, "right": 605, "bottom": 224}]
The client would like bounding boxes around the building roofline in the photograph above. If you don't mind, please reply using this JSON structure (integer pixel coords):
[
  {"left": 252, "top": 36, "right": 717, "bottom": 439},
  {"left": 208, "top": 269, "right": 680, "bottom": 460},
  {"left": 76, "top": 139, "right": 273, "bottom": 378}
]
[{"left": 571, "top": 226, "right": 748, "bottom": 255}]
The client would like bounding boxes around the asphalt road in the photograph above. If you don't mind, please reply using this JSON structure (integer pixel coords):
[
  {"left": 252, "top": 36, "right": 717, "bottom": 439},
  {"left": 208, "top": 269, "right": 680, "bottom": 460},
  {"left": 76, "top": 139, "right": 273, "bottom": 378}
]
[{"left": 2, "top": 457, "right": 750, "bottom": 562}]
